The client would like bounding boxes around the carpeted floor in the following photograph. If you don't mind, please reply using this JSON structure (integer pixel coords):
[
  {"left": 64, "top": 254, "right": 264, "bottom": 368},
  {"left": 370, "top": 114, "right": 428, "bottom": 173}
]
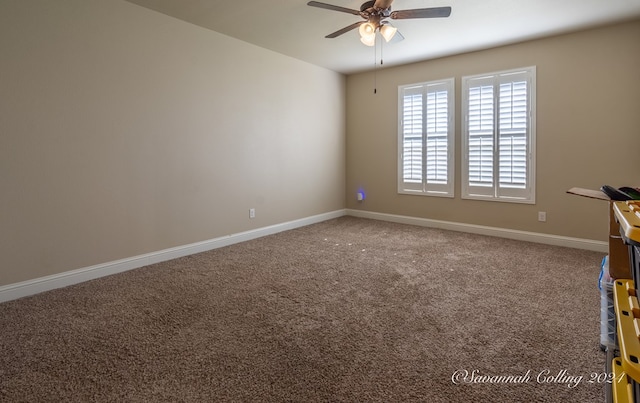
[{"left": 0, "top": 217, "right": 607, "bottom": 402}]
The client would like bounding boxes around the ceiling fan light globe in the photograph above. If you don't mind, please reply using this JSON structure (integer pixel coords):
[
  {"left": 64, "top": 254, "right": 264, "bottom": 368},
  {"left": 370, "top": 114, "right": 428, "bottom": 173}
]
[
  {"left": 380, "top": 24, "right": 397, "bottom": 42},
  {"left": 360, "top": 34, "right": 375, "bottom": 47},
  {"left": 358, "top": 22, "right": 376, "bottom": 37}
]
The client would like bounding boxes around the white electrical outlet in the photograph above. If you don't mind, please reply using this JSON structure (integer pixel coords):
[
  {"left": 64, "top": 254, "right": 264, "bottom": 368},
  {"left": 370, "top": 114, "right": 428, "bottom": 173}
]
[
  {"left": 538, "top": 211, "right": 546, "bottom": 222},
  {"left": 249, "top": 208, "right": 255, "bottom": 219}
]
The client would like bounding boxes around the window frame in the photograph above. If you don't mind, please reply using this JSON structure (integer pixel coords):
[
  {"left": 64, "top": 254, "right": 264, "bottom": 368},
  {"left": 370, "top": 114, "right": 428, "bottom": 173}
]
[
  {"left": 397, "top": 78, "right": 455, "bottom": 198},
  {"left": 461, "top": 66, "right": 536, "bottom": 204}
]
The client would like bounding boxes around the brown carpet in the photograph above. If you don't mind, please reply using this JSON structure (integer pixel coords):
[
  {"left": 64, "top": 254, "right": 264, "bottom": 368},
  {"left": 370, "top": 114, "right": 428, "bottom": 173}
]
[{"left": 0, "top": 217, "right": 606, "bottom": 402}]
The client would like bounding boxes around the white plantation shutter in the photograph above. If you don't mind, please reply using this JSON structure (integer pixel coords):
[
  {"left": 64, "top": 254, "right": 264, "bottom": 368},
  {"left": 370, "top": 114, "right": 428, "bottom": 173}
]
[
  {"left": 398, "top": 79, "right": 454, "bottom": 197},
  {"left": 402, "top": 89, "right": 423, "bottom": 186},
  {"left": 426, "top": 90, "right": 449, "bottom": 184},
  {"left": 467, "top": 82, "right": 494, "bottom": 195},
  {"left": 462, "top": 67, "right": 536, "bottom": 203},
  {"left": 499, "top": 80, "right": 528, "bottom": 192}
]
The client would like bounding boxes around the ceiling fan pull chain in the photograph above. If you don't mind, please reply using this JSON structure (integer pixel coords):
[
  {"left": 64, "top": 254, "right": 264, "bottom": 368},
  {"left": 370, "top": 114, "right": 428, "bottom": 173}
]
[
  {"left": 373, "top": 35, "right": 378, "bottom": 94},
  {"left": 374, "top": 35, "right": 385, "bottom": 94}
]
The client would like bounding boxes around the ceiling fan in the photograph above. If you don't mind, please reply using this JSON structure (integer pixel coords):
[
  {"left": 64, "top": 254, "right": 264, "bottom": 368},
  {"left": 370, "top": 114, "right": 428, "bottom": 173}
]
[{"left": 307, "top": 0, "right": 451, "bottom": 46}]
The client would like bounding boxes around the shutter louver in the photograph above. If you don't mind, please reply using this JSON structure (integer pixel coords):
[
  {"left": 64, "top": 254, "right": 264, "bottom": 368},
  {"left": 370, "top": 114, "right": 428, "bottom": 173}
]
[
  {"left": 468, "top": 85, "right": 494, "bottom": 187},
  {"left": 402, "top": 93, "right": 423, "bottom": 184},
  {"left": 426, "top": 90, "right": 448, "bottom": 184},
  {"left": 499, "top": 81, "right": 527, "bottom": 189}
]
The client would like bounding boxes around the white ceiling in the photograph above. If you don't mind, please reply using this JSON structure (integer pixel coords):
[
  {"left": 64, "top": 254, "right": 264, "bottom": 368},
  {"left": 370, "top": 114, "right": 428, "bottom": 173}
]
[{"left": 125, "top": 0, "right": 640, "bottom": 74}]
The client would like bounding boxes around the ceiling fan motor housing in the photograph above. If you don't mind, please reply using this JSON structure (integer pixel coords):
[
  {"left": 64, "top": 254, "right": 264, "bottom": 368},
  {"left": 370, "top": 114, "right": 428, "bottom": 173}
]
[
  {"left": 360, "top": 1, "right": 376, "bottom": 12},
  {"left": 360, "top": 0, "right": 391, "bottom": 15}
]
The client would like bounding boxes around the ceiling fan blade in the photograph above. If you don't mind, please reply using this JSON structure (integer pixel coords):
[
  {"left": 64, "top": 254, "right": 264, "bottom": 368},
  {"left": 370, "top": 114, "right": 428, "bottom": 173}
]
[
  {"left": 307, "top": 1, "right": 361, "bottom": 16},
  {"left": 325, "top": 21, "right": 365, "bottom": 38},
  {"left": 391, "top": 6, "right": 452, "bottom": 19}
]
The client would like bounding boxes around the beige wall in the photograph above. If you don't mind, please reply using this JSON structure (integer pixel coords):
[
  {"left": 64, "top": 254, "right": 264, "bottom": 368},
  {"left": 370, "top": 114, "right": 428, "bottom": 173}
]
[
  {"left": 346, "top": 20, "right": 640, "bottom": 242},
  {"left": 2, "top": 2, "right": 637, "bottom": 289},
  {"left": 0, "top": 0, "right": 346, "bottom": 286}
]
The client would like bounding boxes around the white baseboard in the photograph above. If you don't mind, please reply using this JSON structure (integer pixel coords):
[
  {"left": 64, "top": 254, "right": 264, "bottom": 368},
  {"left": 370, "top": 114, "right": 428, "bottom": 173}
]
[
  {"left": 0, "top": 208, "right": 606, "bottom": 304},
  {"left": 0, "top": 209, "right": 347, "bottom": 303},
  {"left": 346, "top": 209, "right": 608, "bottom": 253}
]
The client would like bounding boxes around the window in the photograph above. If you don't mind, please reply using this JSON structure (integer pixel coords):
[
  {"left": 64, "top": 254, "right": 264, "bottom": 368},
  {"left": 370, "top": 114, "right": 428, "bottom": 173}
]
[
  {"left": 398, "top": 78, "right": 454, "bottom": 197},
  {"left": 462, "top": 67, "right": 536, "bottom": 203}
]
